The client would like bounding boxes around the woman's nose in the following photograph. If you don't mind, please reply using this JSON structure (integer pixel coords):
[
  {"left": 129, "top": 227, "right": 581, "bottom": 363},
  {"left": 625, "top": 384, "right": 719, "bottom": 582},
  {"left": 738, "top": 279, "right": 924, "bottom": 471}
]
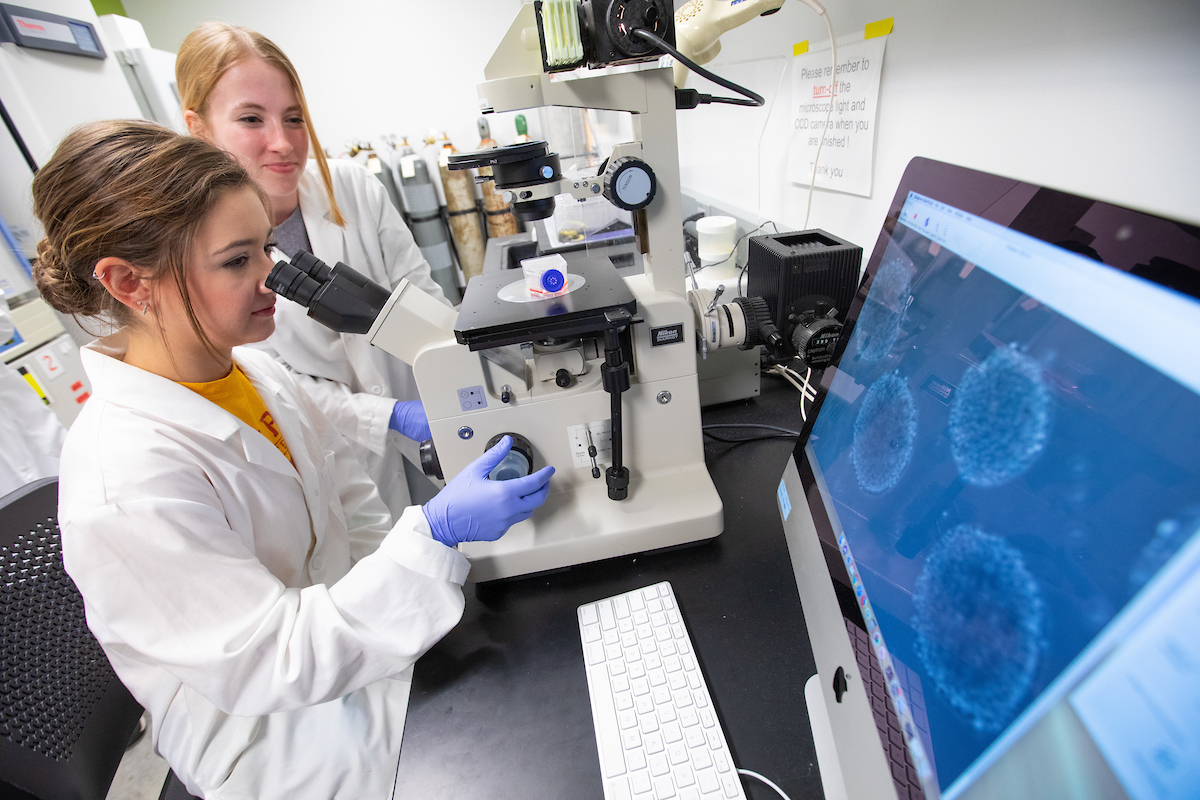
[
  {"left": 266, "top": 121, "right": 291, "bottom": 153},
  {"left": 259, "top": 251, "right": 278, "bottom": 291}
]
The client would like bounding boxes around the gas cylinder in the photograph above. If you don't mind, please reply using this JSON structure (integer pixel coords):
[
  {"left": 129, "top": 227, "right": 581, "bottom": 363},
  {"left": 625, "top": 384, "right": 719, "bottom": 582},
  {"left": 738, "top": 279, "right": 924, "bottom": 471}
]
[
  {"left": 395, "top": 137, "right": 461, "bottom": 303},
  {"left": 437, "top": 134, "right": 486, "bottom": 282},
  {"left": 514, "top": 114, "right": 531, "bottom": 143},
  {"left": 364, "top": 142, "right": 403, "bottom": 213},
  {"left": 476, "top": 118, "right": 520, "bottom": 240}
]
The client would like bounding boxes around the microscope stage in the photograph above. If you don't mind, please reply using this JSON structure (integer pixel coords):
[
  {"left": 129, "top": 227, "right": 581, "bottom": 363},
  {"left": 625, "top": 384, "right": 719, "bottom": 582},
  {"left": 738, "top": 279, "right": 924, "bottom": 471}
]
[{"left": 454, "top": 255, "right": 637, "bottom": 351}]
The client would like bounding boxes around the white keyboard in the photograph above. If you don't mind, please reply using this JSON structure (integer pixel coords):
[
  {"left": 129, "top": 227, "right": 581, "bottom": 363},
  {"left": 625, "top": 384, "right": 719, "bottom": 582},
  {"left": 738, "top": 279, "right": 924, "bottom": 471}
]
[{"left": 578, "top": 582, "right": 747, "bottom": 800}]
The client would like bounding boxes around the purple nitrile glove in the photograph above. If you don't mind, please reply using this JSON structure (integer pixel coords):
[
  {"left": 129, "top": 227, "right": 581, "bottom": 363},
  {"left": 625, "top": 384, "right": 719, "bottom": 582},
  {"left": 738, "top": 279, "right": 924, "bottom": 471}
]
[
  {"left": 423, "top": 435, "right": 555, "bottom": 547},
  {"left": 389, "top": 400, "right": 432, "bottom": 441}
]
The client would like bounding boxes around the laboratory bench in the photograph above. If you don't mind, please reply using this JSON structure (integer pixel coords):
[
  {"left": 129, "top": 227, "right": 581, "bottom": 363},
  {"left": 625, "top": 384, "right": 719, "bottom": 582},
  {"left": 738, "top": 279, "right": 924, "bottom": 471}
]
[{"left": 394, "top": 376, "right": 825, "bottom": 800}]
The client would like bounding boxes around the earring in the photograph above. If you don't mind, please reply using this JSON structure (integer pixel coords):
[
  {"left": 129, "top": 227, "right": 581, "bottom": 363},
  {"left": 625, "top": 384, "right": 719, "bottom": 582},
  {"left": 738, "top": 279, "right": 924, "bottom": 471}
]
[
  {"left": 138, "top": 301, "right": 150, "bottom": 316},
  {"left": 92, "top": 271, "right": 100, "bottom": 280}
]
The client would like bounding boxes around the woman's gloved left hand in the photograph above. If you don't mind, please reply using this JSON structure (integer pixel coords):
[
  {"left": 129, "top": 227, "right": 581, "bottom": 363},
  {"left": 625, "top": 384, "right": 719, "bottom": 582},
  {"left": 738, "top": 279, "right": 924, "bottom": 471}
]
[{"left": 389, "top": 400, "right": 432, "bottom": 441}]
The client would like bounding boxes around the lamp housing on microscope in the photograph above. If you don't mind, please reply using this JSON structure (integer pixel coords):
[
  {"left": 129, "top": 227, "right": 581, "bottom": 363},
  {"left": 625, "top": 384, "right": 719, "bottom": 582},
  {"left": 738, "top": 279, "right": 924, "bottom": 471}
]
[{"left": 534, "top": 0, "right": 676, "bottom": 73}]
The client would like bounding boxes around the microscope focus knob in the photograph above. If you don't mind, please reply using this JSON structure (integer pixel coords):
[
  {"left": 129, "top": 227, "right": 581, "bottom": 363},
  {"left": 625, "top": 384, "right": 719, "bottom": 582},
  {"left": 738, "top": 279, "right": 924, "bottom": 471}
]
[{"left": 603, "top": 157, "right": 657, "bottom": 211}]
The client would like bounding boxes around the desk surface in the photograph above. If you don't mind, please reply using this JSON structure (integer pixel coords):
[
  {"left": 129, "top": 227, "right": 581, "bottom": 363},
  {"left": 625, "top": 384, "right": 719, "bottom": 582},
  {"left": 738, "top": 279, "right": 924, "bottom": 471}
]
[{"left": 395, "top": 378, "right": 825, "bottom": 800}]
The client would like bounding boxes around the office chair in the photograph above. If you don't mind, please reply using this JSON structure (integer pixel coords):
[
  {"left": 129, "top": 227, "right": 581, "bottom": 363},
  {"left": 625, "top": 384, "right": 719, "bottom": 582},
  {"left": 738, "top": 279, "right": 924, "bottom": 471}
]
[
  {"left": 158, "top": 770, "right": 201, "bottom": 800},
  {"left": 0, "top": 477, "right": 144, "bottom": 800}
]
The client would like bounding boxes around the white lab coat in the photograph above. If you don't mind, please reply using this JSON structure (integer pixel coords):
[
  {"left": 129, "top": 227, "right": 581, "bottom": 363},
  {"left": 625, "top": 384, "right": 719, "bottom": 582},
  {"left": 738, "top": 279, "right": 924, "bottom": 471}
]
[
  {"left": 0, "top": 298, "right": 66, "bottom": 497},
  {"left": 59, "top": 336, "right": 470, "bottom": 799},
  {"left": 255, "top": 159, "right": 451, "bottom": 520}
]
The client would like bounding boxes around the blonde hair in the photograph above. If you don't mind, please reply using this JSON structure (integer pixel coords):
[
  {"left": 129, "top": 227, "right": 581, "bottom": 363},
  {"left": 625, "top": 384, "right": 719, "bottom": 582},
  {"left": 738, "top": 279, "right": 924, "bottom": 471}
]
[
  {"left": 32, "top": 119, "right": 265, "bottom": 359},
  {"left": 176, "top": 21, "right": 346, "bottom": 227}
]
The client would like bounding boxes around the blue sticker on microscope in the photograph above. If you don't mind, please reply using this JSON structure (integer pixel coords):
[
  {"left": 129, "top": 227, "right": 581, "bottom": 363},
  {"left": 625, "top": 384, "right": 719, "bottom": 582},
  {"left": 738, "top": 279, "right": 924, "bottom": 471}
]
[{"left": 777, "top": 478, "right": 792, "bottom": 520}]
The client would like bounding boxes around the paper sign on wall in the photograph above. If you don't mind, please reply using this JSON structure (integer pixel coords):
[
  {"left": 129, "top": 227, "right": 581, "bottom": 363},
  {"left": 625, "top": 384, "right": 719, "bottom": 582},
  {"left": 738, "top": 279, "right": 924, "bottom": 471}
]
[{"left": 786, "top": 36, "right": 887, "bottom": 198}]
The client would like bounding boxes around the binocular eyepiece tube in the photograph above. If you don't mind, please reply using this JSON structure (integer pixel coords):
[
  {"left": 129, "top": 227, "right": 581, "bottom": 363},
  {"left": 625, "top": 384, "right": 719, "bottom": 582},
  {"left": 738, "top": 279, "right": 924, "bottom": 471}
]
[{"left": 267, "top": 250, "right": 391, "bottom": 335}]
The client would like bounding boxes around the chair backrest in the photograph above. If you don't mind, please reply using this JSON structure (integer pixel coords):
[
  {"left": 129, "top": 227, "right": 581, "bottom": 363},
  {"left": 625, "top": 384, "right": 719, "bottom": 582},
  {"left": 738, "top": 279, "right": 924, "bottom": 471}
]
[{"left": 0, "top": 478, "right": 144, "bottom": 800}]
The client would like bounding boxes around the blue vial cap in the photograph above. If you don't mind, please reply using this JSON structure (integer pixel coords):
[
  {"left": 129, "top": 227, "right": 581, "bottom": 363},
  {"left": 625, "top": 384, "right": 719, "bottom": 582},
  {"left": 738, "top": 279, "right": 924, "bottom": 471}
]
[{"left": 541, "top": 269, "right": 566, "bottom": 293}]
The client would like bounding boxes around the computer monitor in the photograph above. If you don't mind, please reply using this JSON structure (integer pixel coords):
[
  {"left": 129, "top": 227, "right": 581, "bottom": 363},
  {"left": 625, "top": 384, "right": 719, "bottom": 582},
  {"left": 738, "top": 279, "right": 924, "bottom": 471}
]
[{"left": 776, "top": 157, "right": 1200, "bottom": 800}]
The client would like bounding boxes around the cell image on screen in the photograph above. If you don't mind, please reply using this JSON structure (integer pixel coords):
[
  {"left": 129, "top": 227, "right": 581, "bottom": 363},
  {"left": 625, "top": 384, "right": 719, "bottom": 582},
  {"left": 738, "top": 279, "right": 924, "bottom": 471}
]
[{"left": 808, "top": 216, "right": 1200, "bottom": 792}]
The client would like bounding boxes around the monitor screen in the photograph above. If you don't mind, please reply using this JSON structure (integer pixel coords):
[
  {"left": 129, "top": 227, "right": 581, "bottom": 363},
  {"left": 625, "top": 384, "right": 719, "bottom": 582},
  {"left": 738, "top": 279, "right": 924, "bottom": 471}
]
[{"left": 799, "top": 174, "right": 1200, "bottom": 798}]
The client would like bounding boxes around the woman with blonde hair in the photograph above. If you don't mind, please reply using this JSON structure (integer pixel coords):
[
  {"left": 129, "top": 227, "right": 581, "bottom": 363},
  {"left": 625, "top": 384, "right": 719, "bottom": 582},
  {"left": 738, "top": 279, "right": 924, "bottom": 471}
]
[
  {"left": 177, "top": 21, "right": 447, "bottom": 520},
  {"left": 34, "top": 119, "right": 552, "bottom": 798}
]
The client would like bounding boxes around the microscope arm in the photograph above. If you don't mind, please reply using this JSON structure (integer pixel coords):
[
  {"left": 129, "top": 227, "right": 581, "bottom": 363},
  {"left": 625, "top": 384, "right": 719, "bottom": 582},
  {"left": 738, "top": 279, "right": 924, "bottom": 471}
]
[{"left": 366, "top": 279, "right": 459, "bottom": 367}]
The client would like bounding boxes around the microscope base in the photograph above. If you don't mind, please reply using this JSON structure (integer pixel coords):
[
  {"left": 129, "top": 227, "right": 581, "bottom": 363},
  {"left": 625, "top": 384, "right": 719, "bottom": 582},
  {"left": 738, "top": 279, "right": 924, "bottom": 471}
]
[{"left": 460, "top": 461, "right": 723, "bottom": 581}]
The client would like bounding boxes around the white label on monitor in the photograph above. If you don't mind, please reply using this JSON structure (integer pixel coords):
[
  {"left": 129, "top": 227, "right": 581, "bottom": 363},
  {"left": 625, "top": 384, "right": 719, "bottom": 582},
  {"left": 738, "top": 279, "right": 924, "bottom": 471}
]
[
  {"left": 12, "top": 16, "right": 76, "bottom": 44},
  {"left": 777, "top": 478, "right": 792, "bottom": 520}
]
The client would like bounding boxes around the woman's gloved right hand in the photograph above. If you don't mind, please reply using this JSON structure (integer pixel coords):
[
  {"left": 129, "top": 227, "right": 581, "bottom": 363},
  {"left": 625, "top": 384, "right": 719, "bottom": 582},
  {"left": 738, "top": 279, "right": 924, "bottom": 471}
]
[{"left": 423, "top": 435, "right": 555, "bottom": 547}]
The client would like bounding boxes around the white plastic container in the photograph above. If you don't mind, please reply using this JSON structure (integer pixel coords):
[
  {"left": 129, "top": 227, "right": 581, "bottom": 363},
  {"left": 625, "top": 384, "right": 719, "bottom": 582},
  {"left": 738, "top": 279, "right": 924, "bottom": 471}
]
[
  {"left": 696, "top": 216, "right": 737, "bottom": 265},
  {"left": 520, "top": 253, "right": 569, "bottom": 296},
  {"left": 696, "top": 215, "right": 739, "bottom": 282}
]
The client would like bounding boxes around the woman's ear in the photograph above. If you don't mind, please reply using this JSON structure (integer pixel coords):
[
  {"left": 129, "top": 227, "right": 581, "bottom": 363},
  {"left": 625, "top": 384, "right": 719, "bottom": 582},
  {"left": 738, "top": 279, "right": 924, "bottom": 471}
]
[
  {"left": 183, "top": 109, "right": 205, "bottom": 138},
  {"left": 94, "top": 257, "right": 151, "bottom": 315}
]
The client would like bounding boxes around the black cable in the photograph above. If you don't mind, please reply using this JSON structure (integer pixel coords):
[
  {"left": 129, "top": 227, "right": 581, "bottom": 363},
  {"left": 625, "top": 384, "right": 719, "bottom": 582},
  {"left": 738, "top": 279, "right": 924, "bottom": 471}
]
[
  {"left": 733, "top": 221, "right": 780, "bottom": 295},
  {"left": 703, "top": 431, "right": 796, "bottom": 444},
  {"left": 702, "top": 423, "right": 801, "bottom": 436},
  {"left": 631, "top": 28, "right": 764, "bottom": 108},
  {"left": 0, "top": 97, "right": 38, "bottom": 173},
  {"left": 702, "top": 422, "right": 800, "bottom": 443}
]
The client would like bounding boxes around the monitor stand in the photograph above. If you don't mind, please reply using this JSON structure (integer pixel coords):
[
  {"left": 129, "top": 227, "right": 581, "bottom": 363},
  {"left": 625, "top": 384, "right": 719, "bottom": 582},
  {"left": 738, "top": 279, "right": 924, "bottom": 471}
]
[{"left": 806, "top": 674, "right": 850, "bottom": 800}]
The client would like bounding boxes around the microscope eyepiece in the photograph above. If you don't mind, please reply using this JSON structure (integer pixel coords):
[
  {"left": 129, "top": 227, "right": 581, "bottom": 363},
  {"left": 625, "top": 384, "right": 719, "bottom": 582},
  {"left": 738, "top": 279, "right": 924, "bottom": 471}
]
[
  {"left": 291, "top": 250, "right": 332, "bottom": 282},
  {"left": 267, "top": 250, "right": 391, "bottom": 335},
  {"left": 267, "top": 259, "right": 322, "bottom": 308}
]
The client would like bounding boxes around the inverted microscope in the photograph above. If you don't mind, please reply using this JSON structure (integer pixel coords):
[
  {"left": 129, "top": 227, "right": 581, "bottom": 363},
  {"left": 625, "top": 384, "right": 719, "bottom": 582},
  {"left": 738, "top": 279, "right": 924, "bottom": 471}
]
[{"left": 268, "top": 1, "right": 807, "bottom": 580}]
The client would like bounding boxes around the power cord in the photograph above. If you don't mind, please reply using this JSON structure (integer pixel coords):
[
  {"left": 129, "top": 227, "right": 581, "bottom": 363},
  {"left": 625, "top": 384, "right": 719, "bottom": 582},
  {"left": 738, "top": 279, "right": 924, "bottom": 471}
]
[
  {"left": 803, "top": 8, "right": 838, "bottom": 230},
  {"left": 738, "top": 768, "right": 795, "bottom": 800},
  {"left": 631, "top": 28, "right": 765, "bottom": 108},
  {"left": 765, "top": 363, "right": 817, "bottom": 421},
  {"left": 732, "top": 221, "right": 781, "bottom": 296},
  {"left": 701, "top": 423, "right": 800, "bottom": 443}
]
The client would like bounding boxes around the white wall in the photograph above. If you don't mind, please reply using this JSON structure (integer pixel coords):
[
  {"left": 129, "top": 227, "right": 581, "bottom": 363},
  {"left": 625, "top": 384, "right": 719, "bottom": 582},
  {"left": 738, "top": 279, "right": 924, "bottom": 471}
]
[
  {"left": 121, "top": 0, "right": 533, "bottom": 155},
  {"left": 14, "top": 0, "right": 1199, "bottom": 256},
  {"left": 675, "top": 0, "right": 1200, "bottom": 251}
]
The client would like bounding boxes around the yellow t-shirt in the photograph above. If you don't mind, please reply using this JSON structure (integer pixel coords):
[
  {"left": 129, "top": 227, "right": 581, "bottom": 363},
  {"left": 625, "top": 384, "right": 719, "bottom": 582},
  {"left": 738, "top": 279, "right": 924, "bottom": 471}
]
[{"left": 180, "top": 364, "right": 294, "bottom": 466}]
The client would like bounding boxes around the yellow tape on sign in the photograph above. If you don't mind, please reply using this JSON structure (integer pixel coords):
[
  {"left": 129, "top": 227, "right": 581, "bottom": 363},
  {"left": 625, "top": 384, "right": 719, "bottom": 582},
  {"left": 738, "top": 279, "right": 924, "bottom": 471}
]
[
  {"left": 18, "top": 367, "right": 50, "bottom": 405},
  {"left": 793, "top": 40, "right": 809, "bottom": 56},
  {"left": 865, "top": 18, "right": 894, "bottom": 39}
]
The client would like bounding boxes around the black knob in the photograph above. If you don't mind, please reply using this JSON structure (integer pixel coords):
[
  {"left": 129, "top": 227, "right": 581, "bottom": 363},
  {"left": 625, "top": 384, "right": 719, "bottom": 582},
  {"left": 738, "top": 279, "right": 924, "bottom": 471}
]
[
  {"left": 555, "top": 369, "right": 573, "bottom": 388},
  {"left": 419, "top": 438, "right": 443, "bottom": 481}
]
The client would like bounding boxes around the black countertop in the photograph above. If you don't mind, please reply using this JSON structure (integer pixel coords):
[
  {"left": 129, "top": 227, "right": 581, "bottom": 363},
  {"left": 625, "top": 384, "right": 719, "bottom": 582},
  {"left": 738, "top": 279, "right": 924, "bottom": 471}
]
[{"left": 395, "top": 377, "right": 825, "bottom": 800}]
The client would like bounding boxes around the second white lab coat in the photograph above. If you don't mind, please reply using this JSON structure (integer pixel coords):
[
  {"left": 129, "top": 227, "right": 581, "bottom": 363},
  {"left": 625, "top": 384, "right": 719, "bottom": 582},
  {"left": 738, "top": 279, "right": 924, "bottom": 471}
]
[
  {"left": 256, "top": 159, "right": 451, "bottom": 519},
  {"left": 0, "top": 298, "right": 66, "bottom": 497},
  {"left": 59, "top": 336, "right": 470, "bottom": 799}
]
